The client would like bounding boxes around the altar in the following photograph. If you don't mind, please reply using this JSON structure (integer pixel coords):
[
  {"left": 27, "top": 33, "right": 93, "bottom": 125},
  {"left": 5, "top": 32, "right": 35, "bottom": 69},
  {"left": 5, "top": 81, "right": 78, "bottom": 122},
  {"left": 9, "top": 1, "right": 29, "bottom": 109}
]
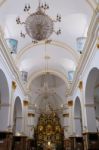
[{"left": 35, "top": 112, "right": 64, "bottom": 150}]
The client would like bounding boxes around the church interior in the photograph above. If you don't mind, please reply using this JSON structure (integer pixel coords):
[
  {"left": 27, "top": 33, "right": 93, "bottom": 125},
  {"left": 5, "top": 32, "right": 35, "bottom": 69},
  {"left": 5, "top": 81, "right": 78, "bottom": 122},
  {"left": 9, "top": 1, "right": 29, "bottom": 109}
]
[{"left": 0, "top": 0, "right": 99, "bottom": 149}]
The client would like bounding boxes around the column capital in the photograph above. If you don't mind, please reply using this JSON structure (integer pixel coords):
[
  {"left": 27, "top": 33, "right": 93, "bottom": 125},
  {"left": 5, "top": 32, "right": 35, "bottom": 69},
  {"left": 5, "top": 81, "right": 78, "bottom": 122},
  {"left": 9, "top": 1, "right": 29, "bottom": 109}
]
[
  {"left": 0, "top": 103, "right": 10, "bottom": 107},
  {"left": 78, "top": 81, "right": 83, "bottom": 90},
  {"left": 97, "top": 37, "right": 99, "bottom": 48},
  {"left": 63, "top": 113, "right": 69, "bottom": 117},
  {"left": 74, "top": 116, "right": 81, "bottom": 119},
  {"left": 85, "top": 103, "right": 95, "bottom": 107},
  {"left": 23, "top": 100, "right": 29, "bottom": 106},
  {"left": 12, "top": 81, "right": 17, "bottom": 90},
  {"left": 28, "top": 112, "right": 35, "bottom": 117},
  {"left": 68, "top": 100, "right": 73, "bottom": 107}
]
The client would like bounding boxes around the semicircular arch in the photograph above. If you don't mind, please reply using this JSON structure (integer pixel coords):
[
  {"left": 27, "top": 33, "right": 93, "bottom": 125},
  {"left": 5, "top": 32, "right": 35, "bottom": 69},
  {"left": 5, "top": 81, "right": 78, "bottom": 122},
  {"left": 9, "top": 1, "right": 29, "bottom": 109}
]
[
  {"left": 15, "top": 40, "right": 79, "bottom": 64},
  {"left": 27, "top": 69, "right": 70, "bottom": 90}
]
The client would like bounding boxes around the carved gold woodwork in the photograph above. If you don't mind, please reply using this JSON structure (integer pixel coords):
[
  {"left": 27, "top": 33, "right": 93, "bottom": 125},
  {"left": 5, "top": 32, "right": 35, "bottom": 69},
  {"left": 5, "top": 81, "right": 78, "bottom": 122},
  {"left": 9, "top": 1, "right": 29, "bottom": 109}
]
[
  {"left": 68, "top": 100, "right": 73, "bottom": 107},
  {"left": 23, "top": 100, "right": 29, "bottom": 106},
  {"left": 63, "top": 113, "right": 69, "bottom": 117},
  {"left": 78, "top": 81, "right": 83, "bottom": 89},
  {"left": 12, "top": 81, "right": 17, "bottom": 90},
  {"left": 36, "top": 112, "right": 63, "bottom": 147}
]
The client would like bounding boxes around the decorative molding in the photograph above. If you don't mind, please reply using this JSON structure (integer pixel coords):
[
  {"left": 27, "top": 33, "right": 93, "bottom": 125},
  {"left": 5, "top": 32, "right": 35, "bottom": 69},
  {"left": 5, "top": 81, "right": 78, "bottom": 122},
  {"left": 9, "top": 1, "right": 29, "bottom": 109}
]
[
  {"left": 0, "top": 0, "right": 6, "bottom": 7},
  {"left": 12, "top": 81, "right": 17, "bottom": 90},
  {"left": 95, "top": 83, "right": 99, "bottom": 89},
  {"left": 0, "top": 103, "right": 10, "bottom": 107},
  {"left": 68, "top": 100, "right": 73, "bottom": 107},
  {"left": 85, "top": 103, "right": 95, "bottom": 107},
  {"left": 78, "top": 81, "right": 83, "bottom": 90},
  {"left": 16, "top": 116, "right": 23, "bottom": 119},
  {"left": 97, "top": 43, "right": 99, "bottom": 48},
  {"left": 27, "top": 125, "right": 34, "bottom": 127},
  {"left": 74, "top": 116, "right": 81, "bottom": 119},
  {"left": 96, "top": 116, "right": 99, "bottom": 120},
  {"left": 70, "top": 11, "right": 99, "bottom": 95},
  {"left": 28, "top": 112, "right": 35, "bottom": 117},
  {"left": 63, "top": 113, "right": 69, "bottom": 117},
  {"left": 64, "top": 125, "right": 69, "bottom": 128},
  {"left": 0, "top": 27, "right": 26, "bottom": 95},
  {"left": 27, "top": 69, "right": 70, "bottom": 90},
  {"left": 97, "top": 37, "right": 99, "bottom": 48},
  {"left": 23, "top": 100, "right": 29, "bottom": 106},
  {"left": 87, "top": 0, "right": 97, "bottom": 10},
  {"left": 15, "top": 40, "right": 79, "bottom": 64}
]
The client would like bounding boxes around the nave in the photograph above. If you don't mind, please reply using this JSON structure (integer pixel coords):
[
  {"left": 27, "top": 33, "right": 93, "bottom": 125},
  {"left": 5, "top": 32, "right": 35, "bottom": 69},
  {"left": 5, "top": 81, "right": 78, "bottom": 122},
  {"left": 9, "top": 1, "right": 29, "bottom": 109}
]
[{"left": 0, "top": 0, "right": 99, "bottom": 150}]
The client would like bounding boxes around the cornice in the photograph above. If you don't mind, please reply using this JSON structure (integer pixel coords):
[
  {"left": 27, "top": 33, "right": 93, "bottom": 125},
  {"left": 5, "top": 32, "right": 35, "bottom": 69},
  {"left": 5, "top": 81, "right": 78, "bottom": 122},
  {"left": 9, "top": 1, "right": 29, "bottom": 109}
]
[
  {"left": 87, "top": 0, "right": 98, "bottom": 10},
  {"left": 70, "top": 11, "right": 99, "bottom": 95},
  {"left": 0, "top": 27, "right": 26, "bottom": 95},
  {"left": 15, "top": 40, "right": 79, "bottom": 64}
]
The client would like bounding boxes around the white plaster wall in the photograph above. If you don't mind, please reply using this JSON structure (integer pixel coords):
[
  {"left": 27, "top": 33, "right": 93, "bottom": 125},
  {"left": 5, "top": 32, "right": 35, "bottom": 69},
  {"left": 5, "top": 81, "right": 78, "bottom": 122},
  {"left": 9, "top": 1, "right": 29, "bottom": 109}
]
[
  {"left": 0, "top": 57, "right": 11, "bottom": 130},
  {"left": 0, "top": 107, "right": 9, "bottom": 131},
  {"left": 71, "top": 11, "right": 99, "bottom": 133},
  {"left": 75, "top": 119, "right": 82, "bottom": 136},
  {"left": 0, "top": 46, "right": 26, "bottom": 134}
]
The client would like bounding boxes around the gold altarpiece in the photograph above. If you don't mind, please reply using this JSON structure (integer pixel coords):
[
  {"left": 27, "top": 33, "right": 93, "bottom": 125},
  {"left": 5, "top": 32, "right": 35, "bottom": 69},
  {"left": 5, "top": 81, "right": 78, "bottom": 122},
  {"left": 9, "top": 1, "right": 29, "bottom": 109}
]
[{"left": 35, "top": 112, "right": 64, "bottom": 150}]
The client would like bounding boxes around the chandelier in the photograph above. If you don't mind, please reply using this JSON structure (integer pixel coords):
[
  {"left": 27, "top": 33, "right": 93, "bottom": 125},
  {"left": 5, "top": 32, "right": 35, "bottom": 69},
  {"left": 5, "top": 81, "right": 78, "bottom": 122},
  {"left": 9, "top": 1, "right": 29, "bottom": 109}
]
[
  {"left": 35, "top": 43, "right": 55, "bottom": 97},
  {"left": 16, "top": 0, "right": 61, "bottom": 42}
]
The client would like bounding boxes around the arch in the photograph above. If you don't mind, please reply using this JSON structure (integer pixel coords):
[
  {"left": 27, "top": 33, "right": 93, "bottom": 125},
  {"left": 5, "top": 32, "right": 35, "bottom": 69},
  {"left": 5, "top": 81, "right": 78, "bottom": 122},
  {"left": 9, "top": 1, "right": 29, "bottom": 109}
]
[
  {"left": 13, "top": 96, "right": 22, "bottom": 134},
  {"left": 85, "top": 67, "right": 99, "bottom": 104},
  {"left": 15, "top": 40, "right": 79, "bottom": 64},
  {"left": 74, "top": 97, "right": 83, "bottom": 136},
  {"left": 85, "top": 67, "right": 99, "bottom": 132},
  {"left": 27, "top": 69, "right": 69, "bottom": 90},
  {"left": 34, "top": 93, "right": 63, "bottom": 111},
  {"left": 0, "top": 69, "right": 9, "bottom": 131}
]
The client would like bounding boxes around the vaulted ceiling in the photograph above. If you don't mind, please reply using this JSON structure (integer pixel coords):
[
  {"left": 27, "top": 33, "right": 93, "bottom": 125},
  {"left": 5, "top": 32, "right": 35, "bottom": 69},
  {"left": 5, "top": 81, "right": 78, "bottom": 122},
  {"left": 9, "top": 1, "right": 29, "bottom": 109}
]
[{"left": 0, "top": 0, "right": 94, "bottom": 111}]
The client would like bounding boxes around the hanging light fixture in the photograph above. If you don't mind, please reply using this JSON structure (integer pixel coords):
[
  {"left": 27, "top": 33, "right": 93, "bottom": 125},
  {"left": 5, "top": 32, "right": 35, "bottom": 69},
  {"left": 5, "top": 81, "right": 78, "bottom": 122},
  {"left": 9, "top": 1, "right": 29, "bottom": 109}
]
[
  {"left": 16, "top": 0, "right": 61, "bottom": 42},
  {"left": 35, "top": 43, "right": 55, "bottom": 98}
]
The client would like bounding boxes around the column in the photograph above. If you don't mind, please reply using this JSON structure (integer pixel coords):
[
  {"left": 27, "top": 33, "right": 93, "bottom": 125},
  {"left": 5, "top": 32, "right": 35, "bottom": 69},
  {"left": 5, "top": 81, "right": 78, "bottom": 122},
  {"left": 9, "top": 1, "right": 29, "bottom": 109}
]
[
  {"left": 23, "top": 100, "right": 29, "bottom": 136},
  {"left": 78, "top": 81, "right": 86, "bottom": 132},
  {"left": 85, "top": 103, "right": 97, "bottom": 132},
  {"left": 8, "top": 81, "right": 17, "bottom": 132},
  {"left": 74, "top": 116, "right": 82, "bottom": 136},
  {"left": 68, "top": 100, "right": 74, "bottom": 136},
  {"left": 63, "top": 105, "right": 69, "bottom": 139},
  {"left": 28, "top": 112, "right": 35, "bottom": 138}
]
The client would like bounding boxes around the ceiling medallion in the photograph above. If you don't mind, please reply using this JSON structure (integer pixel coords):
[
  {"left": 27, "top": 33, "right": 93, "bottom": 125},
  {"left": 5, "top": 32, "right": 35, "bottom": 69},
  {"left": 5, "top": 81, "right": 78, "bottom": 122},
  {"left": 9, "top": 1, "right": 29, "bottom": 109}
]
[{"left": 16, "top": 0, "right": 61, "bottom": 42}]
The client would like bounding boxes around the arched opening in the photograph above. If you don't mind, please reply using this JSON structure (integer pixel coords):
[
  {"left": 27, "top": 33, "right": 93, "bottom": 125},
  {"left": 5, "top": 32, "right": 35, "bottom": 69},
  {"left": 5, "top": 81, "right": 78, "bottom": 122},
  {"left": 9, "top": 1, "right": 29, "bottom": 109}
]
[
  {"left": 74, "top": 97, "right": 83, "bottom": 137},
  {"left": 0, "top": 69, "right": 9, "bottom": 131},
  {"left": 30, "top": 73, "right": 66, "bottom": 111},
  {"left": 13, "top": 97, "right": 22, "bottom": 134},
  {"left": 85, "top": 68, "right": 99, "bottom": 132}
]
